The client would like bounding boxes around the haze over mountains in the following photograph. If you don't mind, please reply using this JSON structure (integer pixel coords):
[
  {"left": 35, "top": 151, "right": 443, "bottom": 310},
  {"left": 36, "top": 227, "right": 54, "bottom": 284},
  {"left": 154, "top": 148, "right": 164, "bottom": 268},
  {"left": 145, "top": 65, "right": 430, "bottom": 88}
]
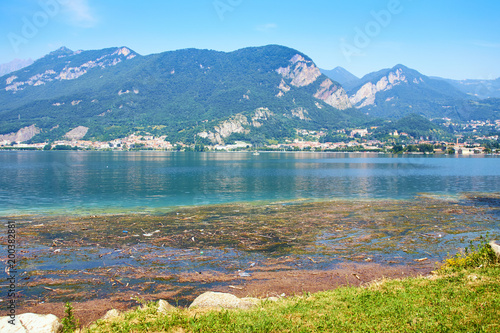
[
  {"left": 0, "top": 58, "right": 33, "bottom": 77},
  {"left": 1, "top": 45, "right": 499, "bottom": 144},
  {"left": 432, "top": 77, "right": 500, "bottom": 99}
]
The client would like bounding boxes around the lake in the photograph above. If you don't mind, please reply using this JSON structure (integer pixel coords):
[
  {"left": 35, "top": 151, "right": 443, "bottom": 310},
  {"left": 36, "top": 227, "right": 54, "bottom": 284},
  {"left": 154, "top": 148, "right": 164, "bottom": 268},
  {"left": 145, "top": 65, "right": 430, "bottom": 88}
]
[
  {"left": 1, "top": 151, "right": 499, "bottom": 306},
  {"left": 1, "top": 151, "right": 500, "bottom": 215}
]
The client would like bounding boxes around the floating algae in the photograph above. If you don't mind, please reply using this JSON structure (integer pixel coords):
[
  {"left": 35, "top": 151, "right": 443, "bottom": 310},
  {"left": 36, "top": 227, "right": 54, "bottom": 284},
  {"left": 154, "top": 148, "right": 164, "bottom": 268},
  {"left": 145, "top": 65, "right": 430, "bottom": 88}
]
[{"left": 2, "top": 194, "right": 499, "bottom": 306}]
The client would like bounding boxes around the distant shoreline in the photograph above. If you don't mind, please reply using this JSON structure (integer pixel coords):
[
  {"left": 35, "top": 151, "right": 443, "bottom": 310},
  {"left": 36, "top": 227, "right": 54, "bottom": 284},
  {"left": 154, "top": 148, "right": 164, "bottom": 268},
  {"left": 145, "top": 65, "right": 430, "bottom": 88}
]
[{"left": 1, "top": 147, "right": 499, "bottom": 157}]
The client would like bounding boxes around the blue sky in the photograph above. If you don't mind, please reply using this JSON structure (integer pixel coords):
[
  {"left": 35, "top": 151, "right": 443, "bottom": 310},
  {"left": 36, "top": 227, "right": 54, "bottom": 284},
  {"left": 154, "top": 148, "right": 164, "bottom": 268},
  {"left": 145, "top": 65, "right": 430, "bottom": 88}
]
[{"left": 1, "top": 0, "right": 499, "bottom": 80}]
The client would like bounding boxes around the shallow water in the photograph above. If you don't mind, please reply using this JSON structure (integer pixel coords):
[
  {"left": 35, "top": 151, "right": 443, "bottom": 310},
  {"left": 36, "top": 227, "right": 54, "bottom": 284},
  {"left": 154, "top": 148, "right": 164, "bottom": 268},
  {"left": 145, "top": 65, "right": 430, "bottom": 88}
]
[
  {"left": 1, "top": 151, "right": 500, "bottom": 215},
  {"left": 1, "top": 152, "right": 499, "bottom": 305},
  {"left": 3, "top": 194, "right": 499, "bottom": 305}
]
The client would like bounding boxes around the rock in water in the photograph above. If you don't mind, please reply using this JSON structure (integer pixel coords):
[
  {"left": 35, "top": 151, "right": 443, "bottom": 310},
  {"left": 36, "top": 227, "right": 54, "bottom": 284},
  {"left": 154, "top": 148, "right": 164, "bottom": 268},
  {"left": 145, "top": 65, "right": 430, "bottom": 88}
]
[
  {"left": 189, "top": 292, "right": 258, "bottom": 310},
  {"left": 0, "top": 313, "right": 62, "bottom": 333}
]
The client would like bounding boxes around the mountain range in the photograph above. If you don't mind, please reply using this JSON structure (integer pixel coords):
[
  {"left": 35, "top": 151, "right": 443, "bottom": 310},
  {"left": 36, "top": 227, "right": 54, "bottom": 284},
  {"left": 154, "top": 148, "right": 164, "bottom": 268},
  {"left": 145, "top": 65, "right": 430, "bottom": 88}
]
[
  {"left": 432, "top": 77, "right": 500, "bottom": 99},
  {"left": 1, "top": 45, "right": 364, "bottom": 144},
  {"left": 1, "top": 45, "right": 499, "bottom": 144},
  {"left": 0, "top": 58, "right": 33, "bottom": 77},
  {"left": 321, "top": 67, "right": 500, "bottom": 100},
  {"left": 321, "top": 65, "right": 500, "bottom": 120}
]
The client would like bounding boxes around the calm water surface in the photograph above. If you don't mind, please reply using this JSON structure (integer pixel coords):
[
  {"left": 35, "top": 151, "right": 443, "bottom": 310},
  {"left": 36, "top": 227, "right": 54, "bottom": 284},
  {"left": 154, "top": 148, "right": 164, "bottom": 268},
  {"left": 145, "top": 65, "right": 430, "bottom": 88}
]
[
  {"left": 1, "top": 151, "right": 499, "bottom": 215},
  {"left": 2, "top": 151, "right": 499, "bottom": 304}
]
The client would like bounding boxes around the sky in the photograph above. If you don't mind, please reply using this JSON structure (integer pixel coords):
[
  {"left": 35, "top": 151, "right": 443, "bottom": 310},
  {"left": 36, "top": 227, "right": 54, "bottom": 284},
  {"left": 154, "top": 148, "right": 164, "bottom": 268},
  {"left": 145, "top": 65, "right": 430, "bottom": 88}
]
[{"left": 1, "top": 0, "right": 499, "bottom": 80}]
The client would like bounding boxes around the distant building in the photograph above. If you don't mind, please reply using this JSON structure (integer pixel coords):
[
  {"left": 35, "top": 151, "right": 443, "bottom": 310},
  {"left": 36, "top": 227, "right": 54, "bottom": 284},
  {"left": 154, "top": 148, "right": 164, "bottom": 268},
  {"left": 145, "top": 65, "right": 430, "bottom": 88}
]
[{"left": 350, "top": 129, "right": 368, "bottom": 137}]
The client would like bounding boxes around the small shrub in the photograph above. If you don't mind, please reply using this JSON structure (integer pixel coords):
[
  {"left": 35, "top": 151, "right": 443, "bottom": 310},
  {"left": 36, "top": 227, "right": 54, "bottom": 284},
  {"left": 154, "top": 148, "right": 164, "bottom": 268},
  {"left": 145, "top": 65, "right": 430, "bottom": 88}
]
[
  {"left": 440, "top": 235, "right": 497, "bottom": 273},
  {"left": 61, "top": 302, "right": 79, "bottom": 333}
]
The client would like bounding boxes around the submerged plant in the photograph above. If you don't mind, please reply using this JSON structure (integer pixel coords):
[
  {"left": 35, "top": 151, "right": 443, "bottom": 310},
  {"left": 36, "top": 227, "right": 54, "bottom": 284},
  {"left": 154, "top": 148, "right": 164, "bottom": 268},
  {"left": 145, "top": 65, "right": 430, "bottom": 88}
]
[{"left": 440, "top": 234, "right": 498, "bottom": 273}]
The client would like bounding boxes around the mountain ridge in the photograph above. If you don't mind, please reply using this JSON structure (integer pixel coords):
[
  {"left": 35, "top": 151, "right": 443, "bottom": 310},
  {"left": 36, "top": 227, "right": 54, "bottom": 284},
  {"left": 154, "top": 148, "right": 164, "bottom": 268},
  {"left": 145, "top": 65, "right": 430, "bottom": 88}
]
[
  {"left": 0, "top": 45, "right": 361, "bottom": 144},
  {"left": 320, "top": 66, "right": 359, "bottom": 90},
  {"left": 431, "top": 76, "right": 500, "bottom": 99},
  {"left": 347, "top": 64, "right": 469, "bottom": 119},
  {"left": 1, "top": 45, "right": 498, "bottom": 144}
]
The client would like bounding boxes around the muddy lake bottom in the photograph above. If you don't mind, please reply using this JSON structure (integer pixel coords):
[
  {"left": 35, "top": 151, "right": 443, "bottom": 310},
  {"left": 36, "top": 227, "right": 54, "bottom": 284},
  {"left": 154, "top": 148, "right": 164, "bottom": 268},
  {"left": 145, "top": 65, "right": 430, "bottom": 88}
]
[{"left": 2, "top": 193, "right": 500, "bottom": 325}]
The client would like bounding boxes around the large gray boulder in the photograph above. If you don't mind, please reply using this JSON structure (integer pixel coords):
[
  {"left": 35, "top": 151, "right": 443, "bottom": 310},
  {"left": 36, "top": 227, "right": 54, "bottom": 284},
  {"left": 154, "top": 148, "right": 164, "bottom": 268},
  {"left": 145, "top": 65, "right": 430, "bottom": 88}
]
[
  {"left": 189, "top": 292, "right": 260, "bottom": 310},
  {"left": 0, "top": 313, "right": 62, "bottom": 333}
]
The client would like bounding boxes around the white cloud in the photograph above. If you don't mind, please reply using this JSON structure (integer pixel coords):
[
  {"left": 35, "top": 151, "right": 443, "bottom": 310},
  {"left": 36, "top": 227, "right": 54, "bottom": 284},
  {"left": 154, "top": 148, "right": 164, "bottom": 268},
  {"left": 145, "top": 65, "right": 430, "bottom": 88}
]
[
  {"left": 256, "top": 23, "right": 278, "bottom": 32},
  {"left": 60, "top": 0, "right": 97, "bottom": 28}
]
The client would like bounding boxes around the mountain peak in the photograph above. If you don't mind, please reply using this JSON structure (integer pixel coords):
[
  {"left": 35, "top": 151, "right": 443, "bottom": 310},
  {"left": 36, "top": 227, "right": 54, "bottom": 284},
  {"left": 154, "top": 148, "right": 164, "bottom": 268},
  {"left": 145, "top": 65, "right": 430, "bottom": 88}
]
[
  {"left": 320, "top": 66, "right": 359, "bottom": 89},
  {"left": 389, "top": 64, "right": 424, "bottom": 79},
  {"left": 392, "top": 64, "right": 409, "bottom": 70},
  {"left": 114, "top": 46, "right": 135, "bottom": 57},
  {"left": 48, "top": 46, "right": 74, "bottom": 58},
  {"left": 349, "top": 64, "right": 467, "bottom": 117}
]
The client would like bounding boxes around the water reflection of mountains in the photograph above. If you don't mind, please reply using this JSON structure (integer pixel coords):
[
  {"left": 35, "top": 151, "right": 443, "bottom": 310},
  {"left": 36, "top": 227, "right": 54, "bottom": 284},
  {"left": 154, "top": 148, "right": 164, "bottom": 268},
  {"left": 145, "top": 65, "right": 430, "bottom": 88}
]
[{"left": 1, "top": 152, "right": 500, "bottom": 215}]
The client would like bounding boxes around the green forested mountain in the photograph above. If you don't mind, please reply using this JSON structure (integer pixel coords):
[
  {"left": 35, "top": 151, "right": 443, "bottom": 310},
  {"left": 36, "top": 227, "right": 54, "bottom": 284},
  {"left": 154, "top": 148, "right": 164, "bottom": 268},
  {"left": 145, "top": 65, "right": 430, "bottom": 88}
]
[
  {"left": 1, "top": 46, "right": 498, "bottom": 145},
  {"left": 372, "top": 114, "right": 452, "bottom": 141},
  {"left": 0, "top": 45, "right": 364, "bottom": 143}
]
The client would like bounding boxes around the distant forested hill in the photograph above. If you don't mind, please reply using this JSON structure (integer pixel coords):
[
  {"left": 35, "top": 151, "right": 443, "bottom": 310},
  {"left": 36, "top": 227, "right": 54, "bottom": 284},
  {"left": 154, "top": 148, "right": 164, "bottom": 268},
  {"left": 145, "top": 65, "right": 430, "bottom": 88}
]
[{"left": 0, "top": 45, "right": 364, "bottom": 143}]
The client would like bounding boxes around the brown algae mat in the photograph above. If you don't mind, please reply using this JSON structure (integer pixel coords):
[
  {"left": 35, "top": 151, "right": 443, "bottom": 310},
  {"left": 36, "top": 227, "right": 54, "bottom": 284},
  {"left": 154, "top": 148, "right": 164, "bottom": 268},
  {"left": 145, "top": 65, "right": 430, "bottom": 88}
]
[{"left": 2, "top": 192, "right": 499, "bottom": 325}]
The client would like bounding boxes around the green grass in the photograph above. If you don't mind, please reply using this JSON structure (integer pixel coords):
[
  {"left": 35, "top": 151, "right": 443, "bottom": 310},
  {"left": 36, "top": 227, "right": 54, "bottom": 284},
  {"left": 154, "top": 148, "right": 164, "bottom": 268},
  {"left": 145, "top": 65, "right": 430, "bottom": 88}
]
[{"left": 86, "top": 241, "right": 500, "bottom": 333}]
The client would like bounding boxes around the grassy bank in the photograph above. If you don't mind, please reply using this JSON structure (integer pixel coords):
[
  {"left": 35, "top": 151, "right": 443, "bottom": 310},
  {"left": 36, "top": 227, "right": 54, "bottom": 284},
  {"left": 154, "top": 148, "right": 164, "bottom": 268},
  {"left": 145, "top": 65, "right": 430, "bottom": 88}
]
[{"left": 83, "top": 239, "right": 500, "bottom": 333}]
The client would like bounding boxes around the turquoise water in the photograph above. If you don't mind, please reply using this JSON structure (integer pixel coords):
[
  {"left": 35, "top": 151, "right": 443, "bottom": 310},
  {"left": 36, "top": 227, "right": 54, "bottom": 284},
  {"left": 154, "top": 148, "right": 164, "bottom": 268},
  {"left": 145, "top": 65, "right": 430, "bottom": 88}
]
[
  {"left": 1, "top": 151, "right": 499, "bottom": 215},
  {"left": 3, "top": 151, "right": 499, "bottom": 304}
]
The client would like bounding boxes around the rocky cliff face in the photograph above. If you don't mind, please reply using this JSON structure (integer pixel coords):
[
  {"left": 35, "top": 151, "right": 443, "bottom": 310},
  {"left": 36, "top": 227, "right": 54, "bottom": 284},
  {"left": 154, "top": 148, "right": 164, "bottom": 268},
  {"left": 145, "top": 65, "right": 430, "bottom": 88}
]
[
  {"left": 198, "top": 114, "right": 250, "bottom": 144},
  {"left": 251, "top": 108, "right": 273, "bottom": 127},
  {"left": 198, "top": 108, "right": 274, "bottom": 144},
  {"left": 276, "top": 55, "right": 352, "bottom": 110},
  {"left": 276, "top": 55, "right": 322, "bottom": 87},
  {"left": 0, "top": 124, "right": 40, "bottom": 143},
  {"left": 64, "top": 126, "right": 89, "bottom": 140},
  {"left": 4, "top": 47, "right": 136, "bottom": 93},
  {"left": 349, "top": 68, "right": 409, "bottom": 108},
  {"left": 314, "top": 79, "right": 352, "bottom": 110}
]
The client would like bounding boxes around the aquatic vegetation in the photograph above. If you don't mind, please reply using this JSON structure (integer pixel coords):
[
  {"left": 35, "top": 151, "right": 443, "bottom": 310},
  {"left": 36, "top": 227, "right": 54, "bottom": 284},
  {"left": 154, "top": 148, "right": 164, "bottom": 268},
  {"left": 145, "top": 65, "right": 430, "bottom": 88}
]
[{"left": 2, "top": 193, "right": 499, "bottom": 307}]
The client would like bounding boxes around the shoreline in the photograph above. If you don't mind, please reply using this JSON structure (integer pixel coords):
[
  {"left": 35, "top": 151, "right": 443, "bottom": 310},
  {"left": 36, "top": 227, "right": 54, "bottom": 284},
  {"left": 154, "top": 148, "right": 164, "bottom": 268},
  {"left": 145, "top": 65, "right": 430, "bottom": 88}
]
[
  {"left": 17, "top": 261, "right": 435, "bottom": 327},
  {"left": 3, "top": 194, "right": 498, "bottom": 327},
  {"left": 1, "top": 146, "right": 499, "bottom": 156}
]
